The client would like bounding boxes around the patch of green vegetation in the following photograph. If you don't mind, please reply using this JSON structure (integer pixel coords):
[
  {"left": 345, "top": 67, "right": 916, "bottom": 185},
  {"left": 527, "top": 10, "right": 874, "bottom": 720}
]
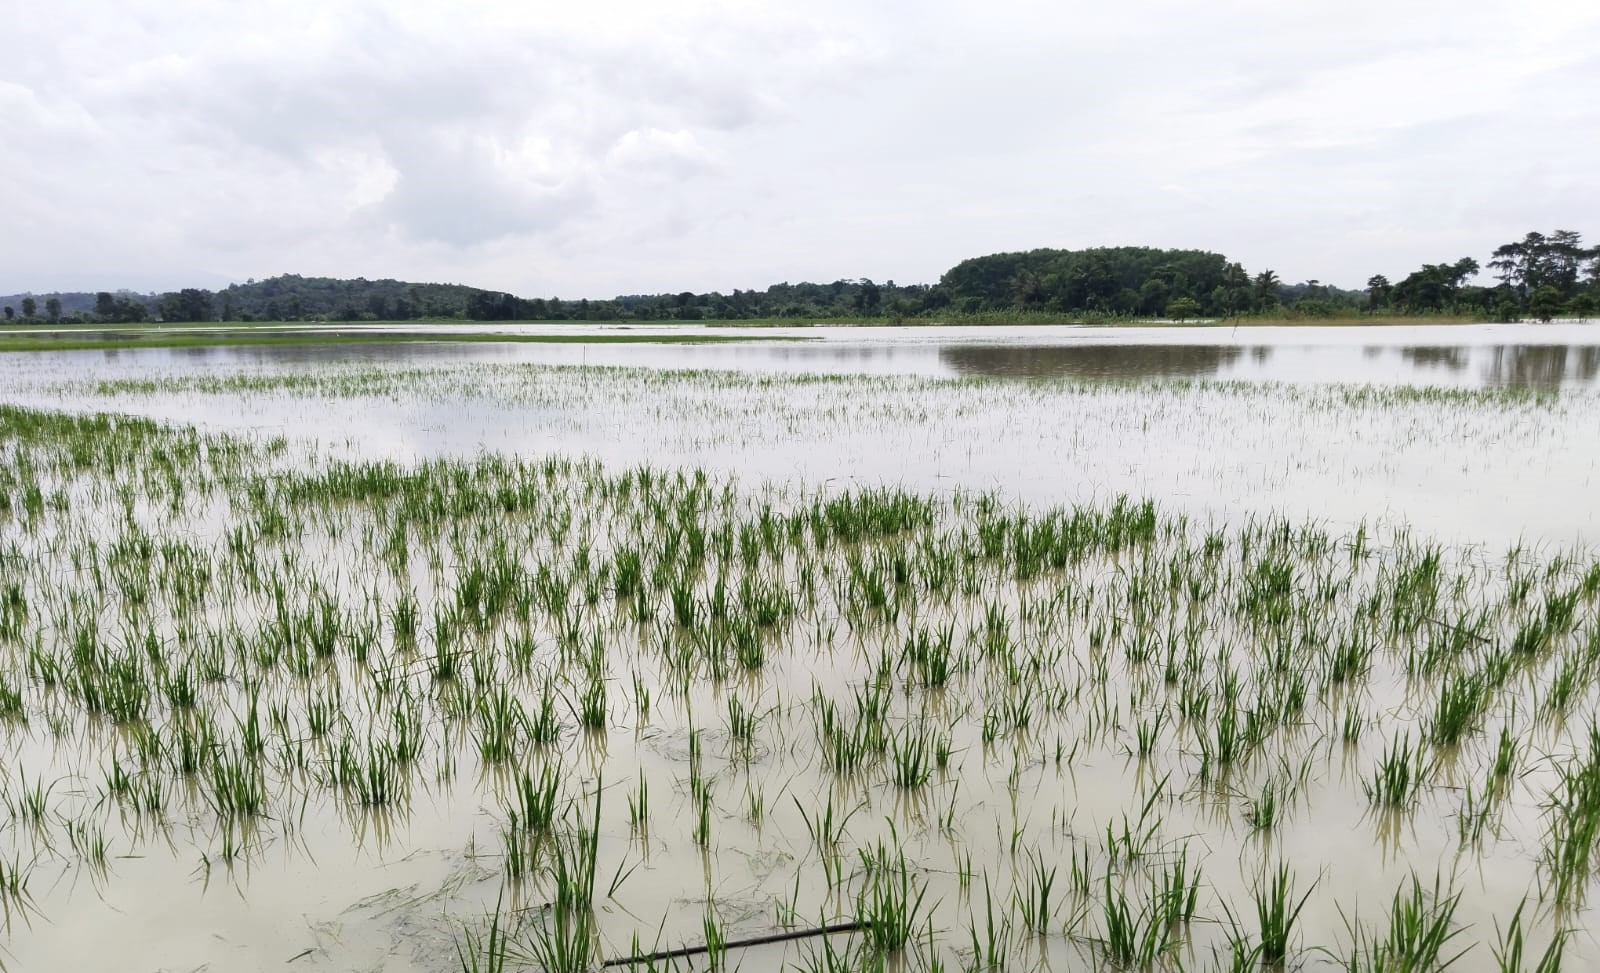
[{"left": 0, "top": 397, "right": 1594, "bottom": 969}]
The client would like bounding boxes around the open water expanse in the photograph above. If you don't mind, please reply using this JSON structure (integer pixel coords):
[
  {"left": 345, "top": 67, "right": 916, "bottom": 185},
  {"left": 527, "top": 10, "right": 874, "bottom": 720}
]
[{"left": 0, "top": 322, "right": 1597, "bottom": 972}]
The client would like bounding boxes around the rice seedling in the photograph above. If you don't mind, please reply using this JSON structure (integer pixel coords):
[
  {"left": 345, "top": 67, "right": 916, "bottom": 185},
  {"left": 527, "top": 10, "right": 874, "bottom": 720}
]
[
  {"left": 888, "top": 723, "right": 935, "bottom": 789},
  {"left": 455, "top": 897, "right": 513, "bottom": 973},
  {"left": 0, "top": 851, "right": 33, "bottom": 929},
  {"left": 1429, "top": 672, "right": 1488, "bottom": 747},
  {"left": 1365, "top": 734, "right": 1426, "bottom": 808},
  {"left": 1339, "top": 873, "right": 1467, "bottom": 972},
  {"left": 1491, "top": 899, "right": 1567, "bottom": 973},
  {"left": 1097, "top": 871, "right": 1175, "bottom": 967},
  {"left": 1254, "top": 862, "right": 1315, "bottom": 966},
  {"left": 1012, "top": 847, "right": 1058, "bottom": 935},
  {"left": 549, "top": 784, "right": 602, "bottom": 914},
  {"left": 0, "top": 374, "right": 1593, "bottom": 972}
]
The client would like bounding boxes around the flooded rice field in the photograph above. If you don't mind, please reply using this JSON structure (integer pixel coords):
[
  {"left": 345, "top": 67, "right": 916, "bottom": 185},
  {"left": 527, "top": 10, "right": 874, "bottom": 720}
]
[{"left": 1, "top": 324, "right": 1598, "bottom": 971}]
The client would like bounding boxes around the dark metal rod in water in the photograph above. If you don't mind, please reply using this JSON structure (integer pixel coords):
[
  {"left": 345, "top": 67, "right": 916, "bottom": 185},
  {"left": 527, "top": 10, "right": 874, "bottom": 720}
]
[{"left": 600, "top": 920, "right": 866, "bottom": 967}]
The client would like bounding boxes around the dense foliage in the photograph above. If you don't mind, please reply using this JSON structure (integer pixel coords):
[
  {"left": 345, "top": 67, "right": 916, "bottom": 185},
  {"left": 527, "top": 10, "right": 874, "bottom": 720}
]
[{"left": 3, "top": 232, "right": 1596, "bottom": 324}]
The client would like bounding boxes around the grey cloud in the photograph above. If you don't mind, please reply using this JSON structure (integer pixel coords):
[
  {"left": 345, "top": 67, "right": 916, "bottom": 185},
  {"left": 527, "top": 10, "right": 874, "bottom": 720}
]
[{"left": 1, "top": 0, "right": 1596, "bottom": 294}]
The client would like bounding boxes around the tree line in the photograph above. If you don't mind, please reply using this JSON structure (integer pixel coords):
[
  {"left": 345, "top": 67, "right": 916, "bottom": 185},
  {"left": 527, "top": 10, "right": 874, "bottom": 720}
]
[{"left": 4, "top": 231, "right": 1597, "bottom": 324}]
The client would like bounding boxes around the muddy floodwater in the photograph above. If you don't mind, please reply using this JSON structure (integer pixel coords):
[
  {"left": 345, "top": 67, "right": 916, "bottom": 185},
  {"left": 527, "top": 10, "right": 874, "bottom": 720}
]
[
  {"left": 0, "top": 323, "right": 1598, "bottom": 972},
  {"left": 4, "top": 323, "right": 1599, "bottom": 550}
]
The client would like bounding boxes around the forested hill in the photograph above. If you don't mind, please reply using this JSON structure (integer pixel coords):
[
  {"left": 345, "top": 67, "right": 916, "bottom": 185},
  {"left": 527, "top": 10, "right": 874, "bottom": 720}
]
[
  {"left": 3, "top": 231, "right": 1595, "bottom": 323},
  {"left": 937, "top": 247, "right": 1254, "bottom": 316},
  {"left": 0, "top": 276, "right": 491, "bottom": 325},
  {"left": 216, "top": 275, "right": 484, "bottom": 322}
]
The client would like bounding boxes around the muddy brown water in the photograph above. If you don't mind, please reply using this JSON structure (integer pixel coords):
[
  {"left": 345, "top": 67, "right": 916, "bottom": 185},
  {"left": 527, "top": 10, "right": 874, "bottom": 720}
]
[{"left": 0, "top": 323, "right": 1597, "bottom": 971}]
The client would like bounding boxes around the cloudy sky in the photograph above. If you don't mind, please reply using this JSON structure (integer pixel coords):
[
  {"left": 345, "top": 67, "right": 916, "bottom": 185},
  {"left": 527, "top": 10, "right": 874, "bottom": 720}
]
[{"left": 4, "top": 0, "right": 1598, "bottom": 297}]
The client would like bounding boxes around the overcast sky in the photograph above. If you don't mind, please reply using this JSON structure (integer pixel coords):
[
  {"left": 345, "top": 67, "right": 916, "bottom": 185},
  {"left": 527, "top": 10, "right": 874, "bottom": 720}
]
[{"left": 4, "top": 0, "right": 1598, "bottom": 297}]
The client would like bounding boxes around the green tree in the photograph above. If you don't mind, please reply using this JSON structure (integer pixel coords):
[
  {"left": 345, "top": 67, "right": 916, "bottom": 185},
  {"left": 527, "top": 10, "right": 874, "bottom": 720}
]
[
  {"left": 1393, "top": 259, "right": 1477, "bottom": 311},
  {"left": 854, "top": 279, "right": 882, "bottom": 315},
  {"left": 1253, "top": 270, "right": 1280, "bottom": 308},
  {"left": 1165, "top": 296, "right": 1201, "bottom": 320},
  {"left": 1365, "top": 274, "right": 1392, "bottom": 311},
  {"left": 1528, "top": 285, "right": 1563, "bottom": 322},
  {"left": 20, "top": 297, "right": 36, "bottom": 319},
  {"left": 1490, "top": 230, "right": 1585, "bottom": 302},
  {"left": 44, "top": 297, "right": 61, "bottom": 323},
  {"left": 159, "top": 288, "right": 214, "bottom": 323},
  {"left": 96, "top": 292, "right": 116, "bottom": 319},
  {"left": 1489, "top": 232, "right": 1540, "bottom": 295},
  {"left": 1222, "top": 262, "right": 1250, "bottom": 317},
  {"left": 2, "top": 307, "right": 12, "bottom": 320}
]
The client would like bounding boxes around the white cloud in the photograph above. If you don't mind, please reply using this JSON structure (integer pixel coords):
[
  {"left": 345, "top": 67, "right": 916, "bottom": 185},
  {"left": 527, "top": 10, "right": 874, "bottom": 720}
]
[{"left": 2, "top": 0, "right": 1597, "bottom": 295}]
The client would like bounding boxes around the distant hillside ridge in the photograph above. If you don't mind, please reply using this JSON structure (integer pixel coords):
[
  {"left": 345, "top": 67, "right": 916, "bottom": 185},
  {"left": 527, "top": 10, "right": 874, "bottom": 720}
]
[{"left": 4, "top": 231, "right": 1592, "bottom": 323}]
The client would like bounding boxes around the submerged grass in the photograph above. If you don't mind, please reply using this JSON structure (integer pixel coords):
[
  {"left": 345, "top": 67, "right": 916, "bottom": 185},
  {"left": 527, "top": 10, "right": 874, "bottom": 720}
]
[{"left": 0, "top": 401, "right": 1594, "bottom": 969}]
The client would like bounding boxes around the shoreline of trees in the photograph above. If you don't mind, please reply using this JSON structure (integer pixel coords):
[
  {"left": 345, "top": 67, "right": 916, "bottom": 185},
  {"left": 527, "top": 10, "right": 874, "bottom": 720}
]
[{"left": 4, "top": 231, "right": 1596, "bottom": 326}]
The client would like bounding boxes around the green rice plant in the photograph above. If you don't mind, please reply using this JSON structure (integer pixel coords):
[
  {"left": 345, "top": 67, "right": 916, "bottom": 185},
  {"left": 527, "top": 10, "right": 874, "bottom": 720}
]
[
  {"left": 856, "top": 841, "right": 928, "bottom": 956},
  {"left": 527, "top": 681, "right": 562, "bottom": 745},
  {"left": 627, "top": 771, "right": 650, "bottom": 835},
  {"left": 1339, "top": 873, "right": 1467, "bottom": 972},
  {"left": 1012, "top": 847, "right": 1057, "bottom": 934},
  {"left": 1098, "top": 872, "right": 1173, "bottom": 967},
  {"left": 670, "top": 580, "right": 698, "bottom": 629},
  {"left": 888, "top": 724, "right": 934, "bottom": 789},
  {"left": 1326, "top": 632, "right": 1372, "bottom": 685},
  {"left": 727, "top": 616, "right": 766, "bottom": 671},
  {"left": 1211, "top": 904, "right": 1263, "bottom": 973},
  {"left": 1542, "top": 653, "right": 1585, "bottom": 719},
  {"left": 573, "top": 676, "right": 607, "bottom": 731},
  {"left": 903, "top": 622, "right": 956, "bottom": 689},
  {"left": 7, "top": 771, "right": 56, "bottom": 830},
  {"left": 206, "top": 747, "right": 265, "bottom": 820},
  {"left": 1155, "top": 847, "right": 1201, "bottom": 928},
  {"left": 725, "top": 694, "right": 759, "bottom": 751},
  {"left": 455, "top": 898, "right": 512, "bottom": 973},
  {"left": 631, "top": 670, "right": 651, "bottom": 720},
  {"left": 1458, "top": 784, "right": 1497, "bottom": 847},
  {"left": 1134, "top": 710, "right": 1165, "bottom": 759},
  {"left": 391, "top": 591, "right": 418, "bottom": 649},
  {"left": 1247, "top": 779, "right": 1280, "bottom": 831},
  {"left": 1491, "top": 899, "right": 1567, "bottom": 973},
  {"left": 797, "top": 794, "right": 859, "bottom": 892},
  {"left": 792, "top": 930, "right": 869, "bottom": 973},
  {"left": 701, "top": 907, "right": 729, "bottom": 973},
  {"left": 1541, "top": 726, "right": 1600, "bottom": 904},
  {"left": 1429, "top": 671, "right": 1488, "bottom": 747},
  {"left": 1253, "top": 862, "right": 1314, "bottom": 966},
  {"left": 0, "top": 851, "right": 35, "bottom": 931},
  {"left": 967, "top": 877, "right": 1012, "bottom": 972},
  {"left": 500, "top": 816, "right": 538, "bottom": 881},
  {"left": 692, "top": 779, "right": 713, "bottom": 847},
  {"left": 1343, "top": 702, "right": 1365, "bottom": 744},
  {"left": 98, "top": 649, "right": 150, "bottom": 724},
  {"left": 335, "top": 737, "right": 404, "bottom": 807},
  {"left": 1104, "top": 786, "right": 1164, "bottom": 865},
  {"left": 159, "top": 662, "right": 198, "bottom": 712},
  {"left": 1488, "top": 726, "right": 1520, "bottom": 791},
  {"left": 745, "top": 780, "right": 764, "bottom": 825},
  {"left": 512, "top": 763, "right": 561, "bottom": 835},
  {"left": 549, "top": 784, "right": 602, "bottom": 914},
  {"left": 67, "top": 816, "right": 110, "bottom": 877},
  {"left": 476, "top": 687, "right": 527, "bottom": 763},
  {"left": 235, "top": 689, "right": 265, "bottom": 757},
  {"left": 1365, "top": 734, "right": 1425, "bottom": 808}
]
